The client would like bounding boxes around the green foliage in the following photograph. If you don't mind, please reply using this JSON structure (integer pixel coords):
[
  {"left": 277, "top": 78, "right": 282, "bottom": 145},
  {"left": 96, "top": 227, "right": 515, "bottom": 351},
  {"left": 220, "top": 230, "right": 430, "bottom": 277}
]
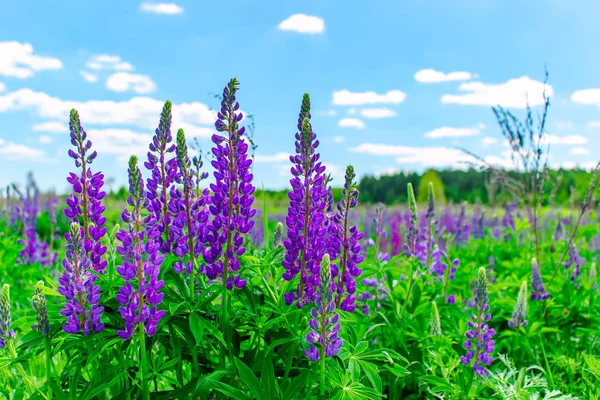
[{"left": 417, "top": 170, "right": 447, "bottom": 205}]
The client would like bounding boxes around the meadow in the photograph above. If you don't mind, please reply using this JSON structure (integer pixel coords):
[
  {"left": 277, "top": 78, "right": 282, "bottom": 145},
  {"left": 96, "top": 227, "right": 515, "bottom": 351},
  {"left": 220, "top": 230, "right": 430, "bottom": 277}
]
[{"left": 1, "top": 77, "right": 600, "bottom": 399}]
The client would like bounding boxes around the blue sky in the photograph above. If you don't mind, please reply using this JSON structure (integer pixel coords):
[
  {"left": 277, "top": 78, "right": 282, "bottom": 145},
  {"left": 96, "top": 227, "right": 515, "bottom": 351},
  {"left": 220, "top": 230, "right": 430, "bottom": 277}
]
[{"left": 1, "top": 0, "right": 600, "bottom": 193}]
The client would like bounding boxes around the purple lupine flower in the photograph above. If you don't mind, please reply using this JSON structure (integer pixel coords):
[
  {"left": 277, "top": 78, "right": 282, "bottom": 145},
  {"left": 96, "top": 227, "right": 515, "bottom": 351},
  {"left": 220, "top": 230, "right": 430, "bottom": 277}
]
[
  {"left": 404, "top": 183, "right": 419, "bottom": 258},
  {"left": 32, "top": 281, "right": 51, "bottom": 335},
  {"left": 58, "top": 222, "right": 104, "bottom": 335},
  {"left": 461, "top": 267, "right": 495, "bottom": 376},
  {"left": 508, "top": 281, "right": 528, "bottom": 329},
  {"left": 0, "top": 284, "right": 15, "bottom": 348},
  {"left": 169, "top": 130, "right": 209, "bottom": 286},
  {"left": 564, "top": 242, "right": 583, "bottom": 285},
  {"left": 282, "top": 93, "right": 328, "bottom": 307},
  {"left": 145, "top": 100, "right": 178, "bottom": 254},
  {"left": 389, "top": 213, "right": 402, "bottom": 257},
  {"left": 115, "top": 156, "right": 165, "bottom": 340},
  {"left": 65, "top": 109, "right": 108, "bottom": 274},
  {"left": 192, "top": 151, "right": 210, "bottom": 197},
  {"left": 330, "top": 165, "right": 364, "bottom": 312},
  {"left": 204, "top": 78, "right": 256, "bottom": 290},
  {"left": 305, "top": 254, "right": 343, "bottom": 362}
]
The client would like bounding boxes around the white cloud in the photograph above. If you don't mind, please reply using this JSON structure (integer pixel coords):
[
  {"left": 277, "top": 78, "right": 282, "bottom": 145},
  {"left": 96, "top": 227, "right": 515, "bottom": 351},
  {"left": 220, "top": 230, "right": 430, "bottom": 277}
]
[
  {"left": 482, "top": 136, "right": 498, "bottom": 147},
  {"left": 85, "top": 54, "right": 134, "bottom": 71},
  {"left": 254, "top": 152, "right": 290, "bottom": 163},
  {"left": 0, "top": 141, "right": 48, "bottom": 160},
  {"left": 550, "top": 161, "right": 598, "bottom": 170},
  {"left": 543, "top": 134, "right": 588, "bottom": 146},
  {"left": 278, "top": 14, "right": 324, "bottom": 34},
  {"left": 571, "top": 146, "right": 590, "bottom": 155},
  {"left": 587, "top": 121, "right": 600, "bottom": 128},
  {"left": 0, "top": 82, "right": 5, "bottom": 92},
  {"left": 38, "top": 135, "right": 53, "bottom": 144},
  {"left": 555, "top": 120, "right": 573, "bottom": 131},
  {"left": 424, "top": 124, "right": 484, "bottom": 139},
  {"left": 321, "top": 109, "right": 337, "bottom": 116},
  {"left": 359, "top": 108, "right": 396, "bottom": 119},
  {"left": 338, "top": 118, "right": 365, "bottom": 129},
  {"left": 332, "top": 89, "right": 407, "bottom": 106},
  {"left": 140, "top": 2, "right": 184, "bottom": 15},
  {"left": 333, "top": 136, "right": 344, "bottom": 143},
  {"left": 0, "top": 88, "right": 216, "bottom": 134},
  {"left": 414, "top": 68, "right": 473, "bottom": 83},
  {"left": 80, "top": 71, "right": 98, "bottom": 83},
  {"left": 106, "top": 72, "right": 156, "bottom": 94},
  {"left": 349, "top": 143, "right": 475, "bottom": 168},
  {"left": 442, "top": 76, "right": 552, "bottom": 108},
  {"left": 0, "top": 41, "right": 62, "bottom": 79},
  {"left": 32, "top": 121, "right": 67, "bottom": 133}
]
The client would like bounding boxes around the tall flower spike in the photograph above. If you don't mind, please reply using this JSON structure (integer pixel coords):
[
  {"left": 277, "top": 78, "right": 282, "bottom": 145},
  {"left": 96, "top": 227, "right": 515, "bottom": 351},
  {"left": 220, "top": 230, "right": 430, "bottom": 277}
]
[
  {"left": 331, "top": 165, "right": 364, "bottom": 312},
  {"left": 531, "top": 258, "right": 550, "bottom": 300},
  {"left": 192, "top": 152, "right": 209, "bottom": 196},
  {"left": 32, "top": 281, "right": 51, "bottom": 335},
  {"left": 65, "top": 109, "right": 108, "bottom": 273},
  {"left": 145, "top": 100, "right": 178, "bottom": 253},
  {"left": 426, "top": 182, "right": 435, "bottom": 223},
  {"left": 58, "top": 222, "right": 104, "bottom": 335},
  {"left": 169, "top": 130, "right": 208, "bottom": 286},
  {"left": 204, "top": 78, "right": 256, "bottom": 290},
  {"left": 305, "top": 254, "right": 343, "bottom": 362},
  {"left": 0, "top": 284, "right": 15, "bottom": 348},
  {"left": 115, "top": 156, "right": 165, "bottom": 339},
  {"left": 429, "top": 301, "right": 442, "bottom": 336},
  {"left": 461, "top": 267, "right": 495, "bottom": 376},
  {"left": 508, "top": 281, "right": 528, "bottom": 329},
  {"left": 282, "top": 93, "right": 329, "bottom": 307}
]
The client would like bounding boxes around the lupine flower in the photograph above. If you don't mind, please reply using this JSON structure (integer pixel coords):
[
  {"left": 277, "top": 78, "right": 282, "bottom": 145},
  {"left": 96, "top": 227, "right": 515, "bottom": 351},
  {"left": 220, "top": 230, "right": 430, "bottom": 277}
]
[
  {"left": 169, "top": 130, "right": 209, "bottom": 282},
  {"left": 65, "top": 109, "right": 108, "bottom": 274},
  {"left": 58, "top": 222, "right": 104, "bottom": 335},
  {"left": 531, "top": 258, "right": 550, "bottom": 300},
  {"left": 192, "top": 151, "right": 209, "bottom": 197},
  {"left": 204, "top": 78, "right": 256, "bottom": 290},
  {"left": 429, "top": 301, "right": 442, "bottom": 336},
  {"left": 305, "top": 254, "right": 343, "bottom": 362},
  {"left": 389, "top": 213, "right": 402, "bottom": 257},
  {"left": 145, "top": 100, "right": 178, "bottom": 253},
  {"left": 461, "top": 267, "right": 495, "bottom": 377},
  {"left": 282, "top": 94, "right": 328, "bottom": 307},
  {"left": 508, "top": 281, "right": 528, "bottom": 329},
  {"left": 564, "top": 242, "right": 583, "bottom": 285},
  {"left": 273, "top": 222, "right": 283, "bottom": 247},
  {"left": 115, "top": 156, "right": 165, "bottom": 340},
  {"left": 32, "top": 281, "right": 51, "bottom": 335},
  {"left": 404, "top": 183, "right": 418, "bottom": 257},
  {"left": 0, "top": 284, "right": 15, "bottom": 348},
  {"left": 330, "top": 165, "right": 364, "bottom": 312}
]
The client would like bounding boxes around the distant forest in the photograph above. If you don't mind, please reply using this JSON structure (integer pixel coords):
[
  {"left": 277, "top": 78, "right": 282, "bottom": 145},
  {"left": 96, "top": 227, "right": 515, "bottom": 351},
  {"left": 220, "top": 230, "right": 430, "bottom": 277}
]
[{"left": 110, "top": 167, "right": 597, "bottom": 207}]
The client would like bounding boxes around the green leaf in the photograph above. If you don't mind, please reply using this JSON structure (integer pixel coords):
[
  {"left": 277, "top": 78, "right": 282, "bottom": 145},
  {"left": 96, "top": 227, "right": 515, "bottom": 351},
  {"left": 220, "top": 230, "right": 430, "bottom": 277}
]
[
  {"left": 357, "top": 360, "right": 382, "bottom": 393},
  {"left": 189, "top": 312, "right": 204, "bottom": 345},
  {"left": 281, "top": 372, "right": 310, "bottom": 400},
  {"left": 261, "top": 355, "right": 278, "bottom": 400},
  {"left": 235, "top": 357, "right": 266, "bottom": 400},
  {"left": 418, "top": 375, "right": 455, "bottom": 393},
  {"left": 211, "top": 381, "right": 252, "bottom": 400}
]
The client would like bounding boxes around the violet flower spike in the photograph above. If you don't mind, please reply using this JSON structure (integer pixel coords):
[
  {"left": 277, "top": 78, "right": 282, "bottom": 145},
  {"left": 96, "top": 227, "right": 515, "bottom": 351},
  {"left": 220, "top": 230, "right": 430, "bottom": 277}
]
[
  {"left": 282, "top": 93, "right": 328, "bottom": 307},
  {"left": 65, "top": 109, "right": 108, "bottom": 274},
  {"left": 204, "top": 78, "right": 256, "bottom": 290},
  {"left": 305, "top": 254, "right": 343, "bottom": 362},
  {"left": 144, "top": 100, "right": 178, "bottom": 254},
  {"left": 32, "top": 281, "right": 51, "bottom": 335},
  {"left": 461, "top": 267, "right": 495, "bottom": 377},
  {"left": 115, "top": 156, "right": 165, "bottom": 339},
  {"left": 331, "top": 165, "right": 364, "bottom": 312},
  {"left": 0, "top": 284, "right": 15, "bottom": 348},
  {"left": 58, "top": 222, "right": 104, "bottom": 335},
  {"left": 531, "top": 258, "right": 550, "bottom": 300},
  {"left": 508, "top": 281, "right": 528, "bottom": 329}
]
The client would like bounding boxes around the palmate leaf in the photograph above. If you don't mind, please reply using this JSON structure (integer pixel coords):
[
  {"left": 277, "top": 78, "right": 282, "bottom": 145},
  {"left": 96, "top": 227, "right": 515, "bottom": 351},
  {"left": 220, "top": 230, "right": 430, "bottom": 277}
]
[
  {"left": 330, "top": 382, "right": 382, "bottom": 400},
  {"left": 235, "top": 357, "right": 267, "bottom": 400}
]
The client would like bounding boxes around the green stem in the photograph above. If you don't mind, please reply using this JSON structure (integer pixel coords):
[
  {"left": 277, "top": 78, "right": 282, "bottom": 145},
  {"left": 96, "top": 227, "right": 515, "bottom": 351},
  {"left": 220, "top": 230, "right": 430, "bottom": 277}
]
[
  {"left": 44, "top": 336, "right": 54, "bottom": 398},
  {"left": 7, "top": 341, "right": 38, "bottom": 396},
  {"left": 139, "top": 328, "right": 150, "bottom": 400},
  {"left": 539, "top": 335, "right": 554, "bottom": 390},
  {"left": 399, "top": 259, "right": 415, "bottom": 317},
  {"left": 319, "top": 347, "right": 325, "bottom": 397}
]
